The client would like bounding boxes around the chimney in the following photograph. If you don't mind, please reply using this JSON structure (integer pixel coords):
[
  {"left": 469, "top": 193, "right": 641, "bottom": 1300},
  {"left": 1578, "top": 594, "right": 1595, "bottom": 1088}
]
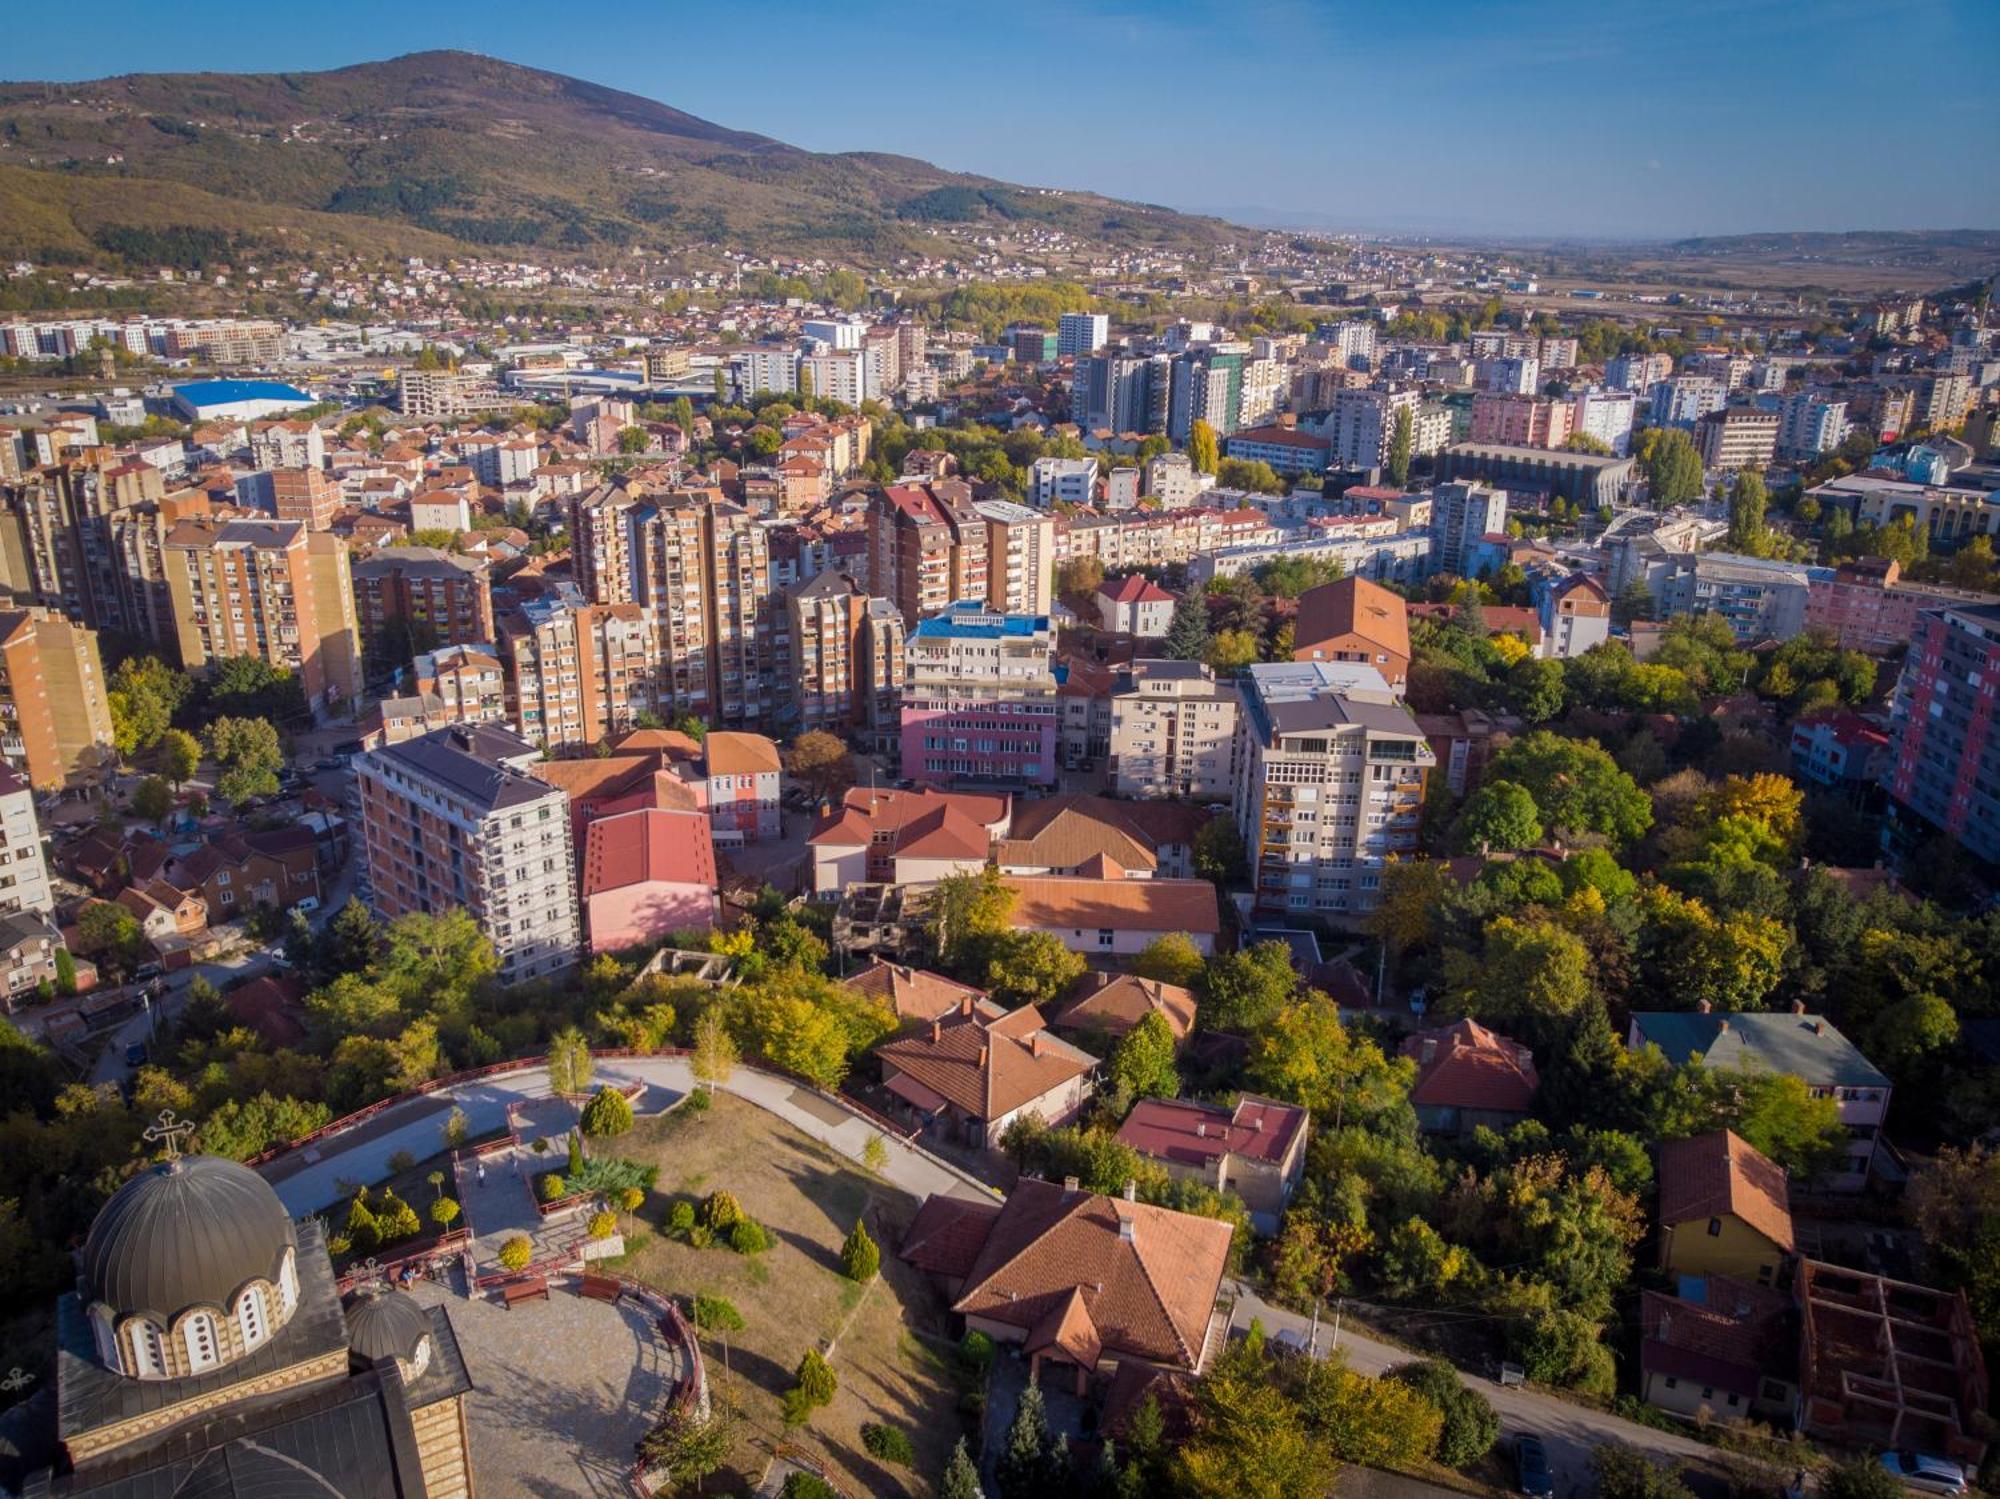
[
  {"left": 1420, "top": 1038, "right": 1438, "bottom": 1064},
  {"left": 978, "top": 1045, "right": 990, "bottom": 1068},
  {"left": 1196, "top": 1121, "right": 1206, "bottom": 1138},
  {"left": 961, "top": 994, "right": 975, "bottom": 1018},
  {"left": 1791, "top": 999, "right": 1807, "bottom": 1015},
  {"left": 1718, "top": 1019, "right": 1730, "bottom": 1033},
  {"left": 930, "top": 1019, "right": 941, "bottom": 1043},
  {"left": 1118, "top": 1214, "right": 1136, "bottom": 1243},
  {"left": 1123, "top": 1180, "right": 1137, "bottom": 1202},
  {"left": 1811, "top": 1020, "right": 1824, "bottom": 1036},
  {"left": 1697, "top": 999, "right": 1713, "bottom": 1014},
  {"left": 1062, "top": 1175, "right": 1080, "bottom": 1195},
  {"left": 1030, "top": 1032, "right": 1044, "bottom": 1058}
]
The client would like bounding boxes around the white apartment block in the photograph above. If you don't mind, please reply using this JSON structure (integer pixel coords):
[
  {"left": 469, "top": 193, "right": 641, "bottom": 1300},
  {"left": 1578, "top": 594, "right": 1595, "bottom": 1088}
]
[
  {"left": 1430, "top": 481, "right": 1509, "bottom": 577},
  {"left": 732, "top": 346, "right": 800, "bottom": 398},
  {"left": 802, "top": 318, "right": 865, "bottom": 351},
  {"left": 800, "top": 347, "right": 881, "bottom": 406},
  {"left": 1145, "top": 453, "right": 1214, "bottom": 508},
  {"left": 1649, "top": 375, "right": 1726, "bottom": 429},
  {"left": 1057, "top": 313, "right": 1110, "bottom": 357},
  {"left": 0, "top": 768, "right": 52, "bottom": 917},
  {"left": 1325, "top": 386, "right": 1421, "bottom": 472},
  {"left": 1030, "top": 456, "right": 1099, "bottom": 506},
  {"left": 1109, "top": 660, "right": 1240, "bottom": 800},
  {"left": 1780, "top": 393, "right": 1851, "bottom": 460},
  {"left": 976, "top": 499, "right": 1057, "bottom": 616},
  {"left": 1233, "top": 661, "right": 1433, "bottom": 919},
  {"left": 1570, "top": 389, "right": 1638, "bottom": 456},
  {"left": 355, "top": 724, "right": 580, "bottom": 984}
]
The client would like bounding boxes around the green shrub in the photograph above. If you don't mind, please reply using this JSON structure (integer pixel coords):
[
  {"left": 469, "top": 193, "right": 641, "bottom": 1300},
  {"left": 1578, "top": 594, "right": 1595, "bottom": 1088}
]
[
  {"left": 701, "top": 1190, "right": 743, "bottom": 1232},
  {"left": 430, "top": 1197, "right": 461, "bottom": 1228},
  {"left": 327, "top": 1233, "right": 352, "bottom": 1257},
  {"left": 839, "top": 1219, "right": 879, "bottom": 1282},
  {"left": 618, "top": 1186, "right": 645, "bottom": 1213},
  {"left": 387, "top": 1148, "right": 416, "bottom": 1173},
  {"left": 498, "top": 1235, "right": 532, "bottom": 1271},
  {"left": 794, "top": 1348, "right": 837, "bottom": 1409},
  {"left": 667, "top": 1200, "right": 697, "bottom": 1235},
  {"left": 688, "top": 1224, "right": 713, "bottom": 1249},
  {"left": 693, "top": 1294, "right": 744, "bottom": 1332},
  {"left": 375, "top": 1191, "right": 421, "bottom": 1241},
  {"left": 959, "top": 1329, "right": 995, "bottom": 1373},
  {"left": 580, "top": 1086, "right": 635, "bottom": 1138},
  {"left": 860, "top": 1423, "right": 914, "bottom": 1465},
  {"left": 588, "top": 1210, "right": 617, "bottom": 1240},
  {"left": 539, "top": 1173, "right": 567, "bottom": 1202},
  {"left": 566, "top": 1131, "right": 584, "bottom": 1177},
  {"left": 729, "top": 1218, "right": 770, "bottom": 1255},
  {"left": 681, "top": 1086, "right": 711, "bottom": 1116},
  {"left": 780, "top": 1475, "right": 837, "bottom": 1499},
  {"left": 780, "top": 1386, "right": 816, "bottom": 1429},
  {"left": 345, "top": 1195, "right": 380, "bottom": 1253},
  {"left": 1388, "top": 1359, "right": 1498, "bottom": 1468}
]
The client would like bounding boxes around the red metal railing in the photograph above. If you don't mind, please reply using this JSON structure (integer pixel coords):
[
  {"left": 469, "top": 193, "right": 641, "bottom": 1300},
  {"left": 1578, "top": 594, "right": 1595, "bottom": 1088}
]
[{"left": 334, "top": 1228, "right": 470, "bottom": 1293}]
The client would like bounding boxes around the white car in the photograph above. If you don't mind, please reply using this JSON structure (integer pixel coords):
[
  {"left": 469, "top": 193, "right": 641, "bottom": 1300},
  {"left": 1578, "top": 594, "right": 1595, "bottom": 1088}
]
[{"left": 1880, "top": 1452, "right": 1969, "bottom": 1496}]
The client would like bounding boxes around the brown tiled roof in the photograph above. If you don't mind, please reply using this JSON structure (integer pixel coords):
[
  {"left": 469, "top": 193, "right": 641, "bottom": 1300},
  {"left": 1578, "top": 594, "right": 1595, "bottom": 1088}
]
[
  {"left": 1115, "top": 1095, "right": 1308, "bottom": 1170},
  {"left": 1639, "top": 1278, "right": 1794, "bottom": 1393},
  {"left": 995, "top": 805, "right": 1156, "bottom": 875},
  {"left": 1110, "top": 799, "right": 1212, "bottom": 850},
  {"left": 705, "top": 730, "right": 781, "bottom": 777},
  {"left": 808, "top": 786, "right": 1006, "bottom": 853},
  {"left": 844, "top": 961, "right": 991, "bottom": 1025},
  {"left": 946, "top": 1177, "right": 1232, "bottom": 1370},
  {"left": 1056, "top": 972, "right": 1197, "bottom": 1041},
  {"left": 1657, "top": 1130, "right": 1794, "bottom": 1251},
  {"left": 876, "top": 1008, "right": 1096, "bottom": 1123},
  {"left": 1294, "top": 576, "right": 1410, "bottom": 664},
  {"left": 1401, "top": 1017, "right": 1539, "bottom": 1113},
  {"left": 1026, "top": 1286, "right": 1103, "bottom": 1368},
  {"left": 898, "top": 1193, "right": 1002, "bottom": 1281},
  {"left": 1003, "top": 876, "right": 1220, "bottom": 936}
]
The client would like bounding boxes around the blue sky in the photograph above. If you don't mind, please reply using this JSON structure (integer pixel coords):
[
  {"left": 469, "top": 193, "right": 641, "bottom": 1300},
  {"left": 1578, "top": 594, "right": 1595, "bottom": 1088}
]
[{"left": 10, "top": 0, "right": 1997, "bottom": 238}]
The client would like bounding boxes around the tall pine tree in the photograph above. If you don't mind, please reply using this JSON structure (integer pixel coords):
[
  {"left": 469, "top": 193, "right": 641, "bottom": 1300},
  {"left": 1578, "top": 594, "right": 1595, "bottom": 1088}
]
[
  {"left": 995, "top": 1383, "right": 1067, "bottom": 1499},
  {"left": 1162, "top": 591, "right": 1212, "bottom": 662},
  {"left": 940, "top": 1438, "right": 985, "bottom": 1499}
]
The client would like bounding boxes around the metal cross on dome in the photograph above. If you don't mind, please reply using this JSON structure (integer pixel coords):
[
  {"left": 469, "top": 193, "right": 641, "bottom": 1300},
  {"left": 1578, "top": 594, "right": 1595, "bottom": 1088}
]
[{"left": 144, "top": 1109, "right": 196, "bottom": 1161}]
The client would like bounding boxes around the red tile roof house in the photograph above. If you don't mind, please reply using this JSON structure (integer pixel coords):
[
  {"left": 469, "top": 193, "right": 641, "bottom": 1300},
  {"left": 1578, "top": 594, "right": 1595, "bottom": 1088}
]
[
  {"left": 1639, "top": 1276, "right": 1798, "bottom": 1426},
  {"left": 580, "top": 806, "right": 720, "bottom": 954},
  {"left": 1399, "top": 1017, "right": 1539, "bottom": 1136},
  {"left": 1094, "top": 575, "right": 1177, "bottom": 638},
  {"left": 843, "top": 960, "right": 999, "bottom": 1027},
  {"left": 1054, "top": 972, "right": 1198, "bottom": 1045},
  {"left": 807, "top": 787, "right": 1010, "bottom": 897},
  {"left": 1115, "top": 1095, "right": 1310, "bottom": 1220},
  {"left": 1001, "top": 875, "right": 1221, "bottom": 958},
  {"left": 701, "top": 730, "right": 784, "bottom": 845},
  {"left": 899, "top": 1175, "right": 1234, "bottom": 1395},
  {"left": 874, "top": 999, "right": 1098, "bottom": 1150}
]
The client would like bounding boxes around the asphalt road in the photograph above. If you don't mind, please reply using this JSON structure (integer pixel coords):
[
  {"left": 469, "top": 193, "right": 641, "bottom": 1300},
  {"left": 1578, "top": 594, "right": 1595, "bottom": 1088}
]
[{"left": 1226, "top": 1281, "right": 1727, "bottom": 1498}]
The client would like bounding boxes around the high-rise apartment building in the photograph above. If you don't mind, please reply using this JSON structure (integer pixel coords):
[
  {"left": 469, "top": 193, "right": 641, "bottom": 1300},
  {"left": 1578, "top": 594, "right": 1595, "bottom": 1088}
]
[
  {"left": 1569, "top": 389, "right": 1638, "bottom": 456},
  {"left": 270, "top": 466, "right": 341, "bottom": 532},
  {"left": 1885, "top": 603, "right": 2000, "bottom": 865},
  {"left": 1168, "top": 349, "right": 1244, "bottom": 441},
  {"left": 1650, "top": 376, "right": 1726, "bottom": 429},
  {"left": 107, "top": 486, "right": 214, "bottom": 653},
  {"left": 868, "top": 482, "right": 989, "bottom": 627},
  {"left": 1070, "top": 352, "right": 1164, "bottom": 434},
  {"left": 900, "top": 602, "right": 1058, "bottom": 787},
  {"left": 1605, "top": 352, "right": 1672, "bottom": 394},
  {"left": 355, "top": 723, "right": 579, "bottom": 983},
  {"left": 1, "top": 458, "right": 165, "bottom": 635},
  {"left": 161, "top": 518, "right": 361, "bottom": 708},
  {"left": 784, "top": 571, "right": 905, "bottom": 743},
  {"left": 350, "top": 548, "right": 495, "bottom": 667},
  {"left": 1779, "top": 393, "right": 1850, "bottom": 460},
  {"left": 0, "top": 609, "right": 115, "bottom": 790},
  {"left": 1326, "top": 386, "right": 1422, "bottom": 472},
  {"left": 500, "top": 594, "right": 661, "bottom": 751},
  {"left": 1108, "top": 660, "right": 1240, "bottom": 800},
  {"left": 1057, "top": 313, "right": 1110, "bottom": 357},
  {"left": 1028, "top": 458, "right": 1098, "bottom": 507},
  {"left": 1233, "top": 661, "right": 1433, "bottom": 918},
  {"left": 0, "top": 766, "right": 52, "bottom": 917},
  {"left": 1430, "top": 481, "right": 1509, "bottom": 578},
  {"left": 1469, "top": 394, "right": 1573, "bottom": 450},
  {"left": 396, "top": 369, "right": 483, "bottom": 420},
  {"left": 976, "top": 500, "right": 1056, "bottom": 617}
]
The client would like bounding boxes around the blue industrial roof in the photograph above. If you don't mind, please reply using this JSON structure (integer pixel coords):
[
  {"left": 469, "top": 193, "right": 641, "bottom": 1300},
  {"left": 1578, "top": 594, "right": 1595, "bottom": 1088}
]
[
  {"left": 910, "top": 601, "right": 1050, "bottom": 641},
  {"left": 173, "top": 379, "right": 314, "bottom": 406}
]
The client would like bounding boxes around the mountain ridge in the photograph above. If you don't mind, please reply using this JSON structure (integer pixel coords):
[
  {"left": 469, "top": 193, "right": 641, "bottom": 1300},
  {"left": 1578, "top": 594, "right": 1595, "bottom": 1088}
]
[{"left": 0, "top": 50, "right": 1236, "bottom": 266}]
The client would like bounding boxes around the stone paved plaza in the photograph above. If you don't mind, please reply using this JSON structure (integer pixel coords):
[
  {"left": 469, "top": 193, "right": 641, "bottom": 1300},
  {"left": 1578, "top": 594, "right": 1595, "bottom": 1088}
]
[{"left": 410, "top": 1276, "right": 684, "bottom": 1497}]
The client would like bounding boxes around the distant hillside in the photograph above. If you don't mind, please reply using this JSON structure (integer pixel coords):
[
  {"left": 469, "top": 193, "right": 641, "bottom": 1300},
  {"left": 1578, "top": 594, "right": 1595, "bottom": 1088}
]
[
  {"left": 0, "top": 51, "right": 1234, "bottom": 267},
  {"left": 1658, "top": 230, "right": 2000, "bottom": 275}
]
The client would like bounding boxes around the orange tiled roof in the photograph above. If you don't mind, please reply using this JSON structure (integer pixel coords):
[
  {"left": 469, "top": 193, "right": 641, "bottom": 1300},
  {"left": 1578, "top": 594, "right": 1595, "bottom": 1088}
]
[
  {"left": 1657, "top": 1129, "right": 1794, "bottom": 1252},
  {"left": 877, "top": 1007, "right": 1096, "bottom": 1123},
  {"left": 1003, "top": 876, "right": 1220, "bottom": 936},
  {"left": 1057, "top": 972, "right": 1197, "bottom": 1040},
  {"left": 844, "top": 961, "right": 991, "bottom": 1025}
]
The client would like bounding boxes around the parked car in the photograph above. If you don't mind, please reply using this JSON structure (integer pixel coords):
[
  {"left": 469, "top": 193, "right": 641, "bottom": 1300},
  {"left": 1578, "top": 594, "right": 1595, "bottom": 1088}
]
[
  {"left": 294, "top": 896, "right": 320, "bottom": 915},
  {"left": 1515, "top": 1436, "right": 1554, "bottom": 1499},
  {"left": 132, "top": 962, "right": 163, "bottom": 983},
  {"left": 123, "top": 1042, "right": 148, "bottom": 1068},
  {"left": 1881, "top": 1452, "right": 1968, "bottom": 1496}
]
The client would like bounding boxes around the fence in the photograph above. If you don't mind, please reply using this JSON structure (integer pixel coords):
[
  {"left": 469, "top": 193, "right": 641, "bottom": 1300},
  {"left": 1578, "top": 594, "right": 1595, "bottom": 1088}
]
[{"left": 335, "top": 1228, "right": 470, "bottom": 1293}]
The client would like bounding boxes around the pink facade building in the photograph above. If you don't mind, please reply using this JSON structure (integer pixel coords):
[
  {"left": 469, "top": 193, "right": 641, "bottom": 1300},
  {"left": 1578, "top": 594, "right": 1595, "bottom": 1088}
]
[
  {"left": 700, "top": 731, "right": 783, "bottom": 845},
  {"left": 1469, "top": 393, "right": 1573, "bottom": 450},
  {"left": 1804, "top": 557, "right": 1998, "bottom": 656},
  {"left": 900, "top": 603, "right": 1059, "bottom": 788},
  {"left": 581, "top": 806, "right": 718, "bottom": 953}
]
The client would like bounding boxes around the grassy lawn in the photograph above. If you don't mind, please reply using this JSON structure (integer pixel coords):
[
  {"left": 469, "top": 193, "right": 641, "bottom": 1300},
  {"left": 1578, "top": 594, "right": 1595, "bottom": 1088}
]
[{"left": 616, "top": 1094, "right": 968, "bottom": 1496}]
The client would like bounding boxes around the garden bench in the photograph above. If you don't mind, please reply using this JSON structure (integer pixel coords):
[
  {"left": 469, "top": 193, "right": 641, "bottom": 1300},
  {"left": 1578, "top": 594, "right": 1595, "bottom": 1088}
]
[
  {"left": 499, "top": 1275, "right": 548, "bottom": 1309},
  {"left": 578, "top": 1273, "right": 622, "bottom": 1303}
]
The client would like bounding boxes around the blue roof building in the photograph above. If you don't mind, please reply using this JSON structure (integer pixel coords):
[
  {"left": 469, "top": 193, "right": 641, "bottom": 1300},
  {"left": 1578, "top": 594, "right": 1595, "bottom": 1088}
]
[{"left": 171, "top": 380, "right": 318, "bottom": 421}]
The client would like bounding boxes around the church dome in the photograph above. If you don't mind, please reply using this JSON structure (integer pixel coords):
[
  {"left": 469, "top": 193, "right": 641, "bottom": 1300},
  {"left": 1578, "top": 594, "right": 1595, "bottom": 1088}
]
[
  {"left": 82, "top": 1154, "right": 298, "bottom": 1322},
  {"left": 344, "top": 1285, "right": 431, "bottom": 1367}
]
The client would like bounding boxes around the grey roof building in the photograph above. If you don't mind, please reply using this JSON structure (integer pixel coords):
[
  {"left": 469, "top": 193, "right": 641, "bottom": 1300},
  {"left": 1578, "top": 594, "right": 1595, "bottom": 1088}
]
[{"left": 1627, "top": 1010, "right": 1890, "bottom": 1089}]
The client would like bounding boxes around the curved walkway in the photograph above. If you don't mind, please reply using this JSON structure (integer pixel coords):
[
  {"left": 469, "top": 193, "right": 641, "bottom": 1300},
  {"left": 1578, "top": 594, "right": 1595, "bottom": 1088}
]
[{"left": 259, "top": 1055, "right": 996, "bottom": 1219}]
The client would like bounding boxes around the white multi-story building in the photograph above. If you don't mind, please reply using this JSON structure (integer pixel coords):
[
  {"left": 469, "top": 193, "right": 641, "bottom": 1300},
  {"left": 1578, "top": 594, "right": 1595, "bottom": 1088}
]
[
  {"left": 1238, "top": 357, "right": 1289, "bottom": 427},
  {"left": 1233, "top": 661, "right": 1433, "bottom": 919},
  {"left": 1780, "top": 393, "right": 1851, "bottom": 460},
  {"left": 0, "top": 767, "right": 52, "bottom": 917},
  {"left": 732, "top": 346, "right": 800, "bottom": 398},
  {"left": 802, "top": 318, "right": 865, "bottom": 351},
  {"left": 976, "top": 500, "right": 1057, "bottom": 616},
  {"left": 1570, "top": 389, "right": 1638, "bottom": 456},
  {"left": 355, "top": 723, "right": 580, "bottom": 984},
  {"left": 1324, "top": 321, "right": 1377, "bottom": 366},
  {"left": 1649, "top": 375, "right": 1726, "bottom": 429},
  {"left": 800, "top": 347, "right": 881, "bottom": 406},
  {"left": 1482, "top": 356, "right": 1540, "bottom": 395},
  {"left": 1030, "top": 456, "right": 1099, "bottom": 507},
  {"left": 1145, "top": 453, "right": 1213, "bottom": 508},
  {"left": 1325, "top": 386, "right": 1421, "bottom": 472},
  {"left": 1605, "top": 352, "right": 1672, "bottom": 395},
  {"left": 1109, "top": 660, "right": 1240, "bottom": 800},
  {"left": 1057, "top": 313, "right": 1110, "bottom": 357},
  {"left": 1430, "top": 481, "right": 1509, "bottom": 577}
]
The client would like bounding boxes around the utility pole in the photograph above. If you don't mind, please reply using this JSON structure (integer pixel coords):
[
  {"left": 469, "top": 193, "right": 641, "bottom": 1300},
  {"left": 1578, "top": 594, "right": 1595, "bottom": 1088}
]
[
  {"left": 1307, "top": 1297, "right": 1320, "bottom": 1358},
  {"left": 1329, "top": 1297, "right": 1344, "bottom": 1353}
]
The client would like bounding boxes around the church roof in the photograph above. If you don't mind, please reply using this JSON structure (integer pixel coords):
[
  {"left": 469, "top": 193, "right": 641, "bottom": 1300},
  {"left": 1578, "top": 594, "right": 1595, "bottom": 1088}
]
[{"left": 81, "top": 1155, "right": 297, "bottom": 1324}]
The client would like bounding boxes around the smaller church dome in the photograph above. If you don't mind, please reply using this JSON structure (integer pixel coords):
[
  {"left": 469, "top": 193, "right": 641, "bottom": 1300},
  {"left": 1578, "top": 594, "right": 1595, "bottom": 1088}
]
[{"left": 344, "top": 1285, "right": 431, "bottom": 1368}]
